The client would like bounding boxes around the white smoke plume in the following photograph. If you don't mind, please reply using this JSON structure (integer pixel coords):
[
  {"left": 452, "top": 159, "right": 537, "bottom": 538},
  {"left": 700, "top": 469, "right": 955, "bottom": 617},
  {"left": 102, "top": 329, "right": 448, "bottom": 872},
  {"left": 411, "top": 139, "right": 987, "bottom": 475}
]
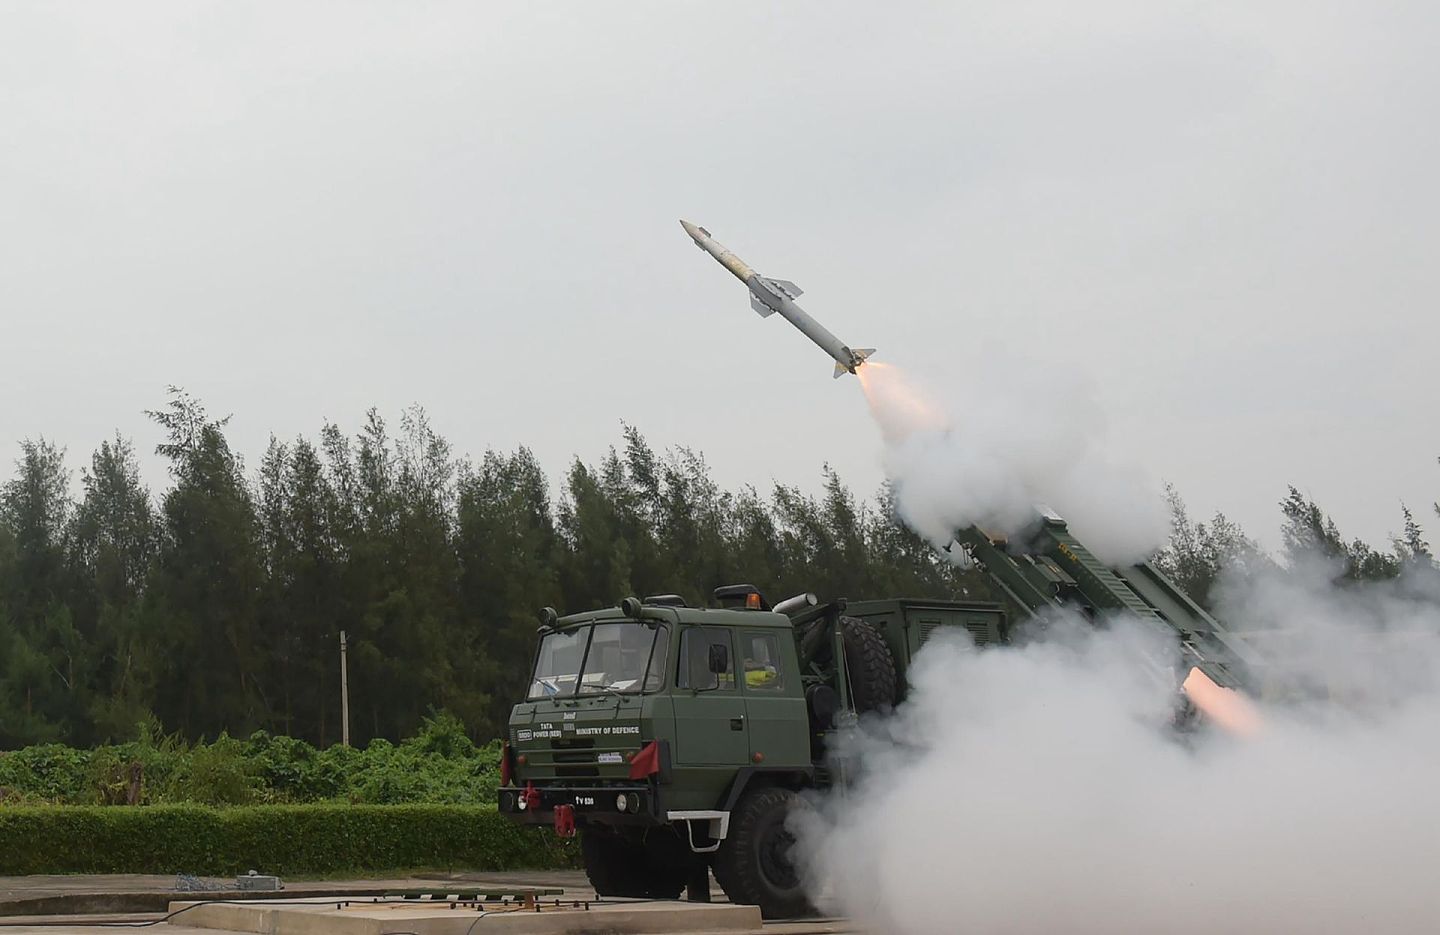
[
  {"left": 859, "top": 358, "right": 1169, "bottom": 565},
  {"left": 833, "top": 357, "right": 1440, "bottom": 931},
  {"left": 800, "top": 565, "right": 1440, "bottom": 933}
]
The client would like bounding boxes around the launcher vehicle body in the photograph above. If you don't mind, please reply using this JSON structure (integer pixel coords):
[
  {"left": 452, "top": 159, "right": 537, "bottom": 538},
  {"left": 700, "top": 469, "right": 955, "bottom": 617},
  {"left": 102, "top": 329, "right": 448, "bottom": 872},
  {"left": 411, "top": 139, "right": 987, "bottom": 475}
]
[{"left": 497, "top": 513, "right": 1255, "bottom": 917}]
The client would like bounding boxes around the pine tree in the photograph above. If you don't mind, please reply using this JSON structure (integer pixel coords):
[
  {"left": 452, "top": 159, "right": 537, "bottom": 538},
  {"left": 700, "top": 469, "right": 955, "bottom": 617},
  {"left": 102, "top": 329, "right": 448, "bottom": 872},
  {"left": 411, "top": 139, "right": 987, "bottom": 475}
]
[
  {"left": 1280, "top": 485, "right": 1400, "bottom": 581},
  {"left": 0, "top": 439, "right": 80, "bottom": 744},
  {"left": 655, "top": 445, "right": 729, "bottom": 603},
  {"left": 329, "top": 406, "right": 462, "bottom": 743},
  {"left": 724, "top": 485, "right": 786, "bottom": 596},
  {"left": 146, "top": 389, "right": 266, "bottom": 737},
  {"left": 557, "top": 459, "right": 634, "bottom": 610},
  {"left": 256, "top": 435, "right": 349, "bottom": 741},
  {"left": 1154, "top": 484, "right": 1266, "bottom": 609},
  {"left": 1394, "top": 504, "right": 1432, "bottom": 567},
  {"left": 456, "top": 447, "right": 558, "bottom": 735},
  {"left": 69, "top": 435, "right": 160, "bottom": 742}
]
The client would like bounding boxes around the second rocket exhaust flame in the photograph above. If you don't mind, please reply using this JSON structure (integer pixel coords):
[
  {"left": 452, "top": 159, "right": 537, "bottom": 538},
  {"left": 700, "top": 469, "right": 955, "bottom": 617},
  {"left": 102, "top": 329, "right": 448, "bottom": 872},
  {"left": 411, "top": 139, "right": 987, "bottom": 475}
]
[{"left": 1182, "top": 666, "right": 1262, "bottom": 737}]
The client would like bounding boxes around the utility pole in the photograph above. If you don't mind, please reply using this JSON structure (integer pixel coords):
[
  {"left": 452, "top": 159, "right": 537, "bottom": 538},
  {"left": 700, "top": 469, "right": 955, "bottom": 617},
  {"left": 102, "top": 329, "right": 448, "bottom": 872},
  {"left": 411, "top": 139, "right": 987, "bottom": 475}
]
[{"left": 339, "top": 630, "right": 351, "bottom": 747}]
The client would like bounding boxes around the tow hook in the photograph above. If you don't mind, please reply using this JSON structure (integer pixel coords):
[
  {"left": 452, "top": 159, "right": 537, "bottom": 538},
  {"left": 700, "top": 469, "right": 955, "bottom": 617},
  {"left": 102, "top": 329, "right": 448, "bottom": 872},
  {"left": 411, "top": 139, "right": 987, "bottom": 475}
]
[
  {"left": 522, "top": 782, "right": 541, "bottom": 812},
  {"left": 553, "top": 804, "right": 576, "bottom": 838}
]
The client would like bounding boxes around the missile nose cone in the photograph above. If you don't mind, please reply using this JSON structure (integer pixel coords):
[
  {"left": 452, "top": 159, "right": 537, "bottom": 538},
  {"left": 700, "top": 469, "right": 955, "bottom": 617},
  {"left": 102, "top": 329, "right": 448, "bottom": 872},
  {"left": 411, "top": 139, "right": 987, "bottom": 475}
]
[{"left": 679, "top": 219, "right": 704, "bottom": 242}]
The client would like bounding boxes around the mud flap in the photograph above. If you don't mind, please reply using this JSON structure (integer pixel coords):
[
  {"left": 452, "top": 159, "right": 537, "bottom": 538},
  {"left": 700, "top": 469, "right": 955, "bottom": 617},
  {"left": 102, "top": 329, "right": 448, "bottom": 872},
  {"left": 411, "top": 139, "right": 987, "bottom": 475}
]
[{"left": 553, "top": 804, "right": 576, "bottom": 838}]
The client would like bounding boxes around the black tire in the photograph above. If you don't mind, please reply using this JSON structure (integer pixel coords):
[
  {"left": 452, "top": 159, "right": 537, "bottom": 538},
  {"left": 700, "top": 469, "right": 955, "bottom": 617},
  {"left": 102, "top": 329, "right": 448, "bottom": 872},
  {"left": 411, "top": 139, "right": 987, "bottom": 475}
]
[
  {"left": 581, "top": 829, "right": 649, "bottom": 897},
  {"left": 712, "top": 785, "right": 814, "bottom": 919},
  {"left": 839, "top": 616, "right": 898, "bottom": 713},
  {"left": 639, "top": 827, "right": 692, "bottom": 899},
  {"left": 582, "top": 827, "right": 689, "bottom": 899}
]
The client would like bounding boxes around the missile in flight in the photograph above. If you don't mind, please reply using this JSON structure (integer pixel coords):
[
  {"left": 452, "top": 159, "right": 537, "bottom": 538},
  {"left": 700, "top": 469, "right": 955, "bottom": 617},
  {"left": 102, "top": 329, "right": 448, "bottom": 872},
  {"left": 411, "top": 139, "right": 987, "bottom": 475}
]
[{"left": 680, "top": 220, "right": 874, "bottom": 378}]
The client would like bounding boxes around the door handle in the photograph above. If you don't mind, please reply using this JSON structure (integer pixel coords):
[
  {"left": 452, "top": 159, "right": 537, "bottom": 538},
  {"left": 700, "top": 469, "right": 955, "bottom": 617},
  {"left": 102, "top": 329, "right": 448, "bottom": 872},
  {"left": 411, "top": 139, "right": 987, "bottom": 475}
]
[{"left": 729, "top": 716, "right": 745, "bottom": 731}]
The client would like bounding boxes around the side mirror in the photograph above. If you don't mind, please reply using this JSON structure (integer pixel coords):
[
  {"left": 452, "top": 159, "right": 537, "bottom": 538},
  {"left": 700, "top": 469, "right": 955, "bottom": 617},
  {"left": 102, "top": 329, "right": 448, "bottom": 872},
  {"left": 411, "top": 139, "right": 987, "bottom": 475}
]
[{"left": 707, "top": 643, "right": 729, "bottom": 675}]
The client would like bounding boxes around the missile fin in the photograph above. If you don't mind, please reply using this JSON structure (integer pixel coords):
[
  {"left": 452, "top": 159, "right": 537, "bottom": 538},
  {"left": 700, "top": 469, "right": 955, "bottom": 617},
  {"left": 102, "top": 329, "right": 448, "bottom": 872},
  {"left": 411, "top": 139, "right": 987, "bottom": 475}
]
[
  {"left": 834, "top": 361, "right": 849, "bottom": 379},
  {"left": 770, "top": 278, "right": 804, "bottom": 299},
  {"left": 852, "top": 348, "right": 876, "bottom": 362},
  {"left": 750, "top": 294, "right": 777, "bottom": 318}
]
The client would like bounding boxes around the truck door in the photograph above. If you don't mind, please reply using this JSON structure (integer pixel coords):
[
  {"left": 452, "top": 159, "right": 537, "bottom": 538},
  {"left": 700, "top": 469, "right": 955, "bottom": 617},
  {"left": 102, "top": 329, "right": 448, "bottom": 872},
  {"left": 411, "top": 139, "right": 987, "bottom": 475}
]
[
  {"left": 737, "top": 629, "right": 809, "bottom": 767},
  {"left": 673, "top": 627, "right": 750, "bottom": 766}
]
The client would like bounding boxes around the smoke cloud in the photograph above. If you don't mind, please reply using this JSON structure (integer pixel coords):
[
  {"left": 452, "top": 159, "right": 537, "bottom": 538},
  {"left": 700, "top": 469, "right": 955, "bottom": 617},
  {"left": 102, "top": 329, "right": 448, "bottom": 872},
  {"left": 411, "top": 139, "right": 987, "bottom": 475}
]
[
  {"left": 822, "top": 359, "right": 1440, "bottom": 931},
  {"left": 860, "top": 359, "right": 1169, "bottom": 564},
  {"left": 800, "top": 566, "right": 1440, "bottom": 933}
]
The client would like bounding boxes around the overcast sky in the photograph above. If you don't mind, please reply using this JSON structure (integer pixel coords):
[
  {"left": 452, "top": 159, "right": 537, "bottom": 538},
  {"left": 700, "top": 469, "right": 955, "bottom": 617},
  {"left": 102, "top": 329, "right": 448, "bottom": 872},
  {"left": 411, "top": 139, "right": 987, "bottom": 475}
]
[{"left": 2, "top": 1, "right": 1436, "bottom": 552}]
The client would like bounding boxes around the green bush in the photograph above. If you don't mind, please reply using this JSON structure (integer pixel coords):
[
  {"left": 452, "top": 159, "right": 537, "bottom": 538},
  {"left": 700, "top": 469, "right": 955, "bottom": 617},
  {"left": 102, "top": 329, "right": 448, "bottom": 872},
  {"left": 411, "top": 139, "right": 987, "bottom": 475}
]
[
  {"left": 0, "top": 805, "right": 575, "bottom": 875},
  {"left": 0, "top": 744, "right": 91, "bottom": 802},
  {"left": 0, "top": 712, "right": 503, "bottom": 806},
  {"left": 157, "top": 734, "right": 262, "bottom": 805}
]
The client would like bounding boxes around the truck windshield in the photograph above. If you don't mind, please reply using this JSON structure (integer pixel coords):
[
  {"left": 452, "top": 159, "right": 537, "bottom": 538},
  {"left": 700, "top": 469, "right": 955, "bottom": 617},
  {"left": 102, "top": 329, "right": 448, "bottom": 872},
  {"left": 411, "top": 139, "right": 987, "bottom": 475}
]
[{"left": 528, "top": 622, "right": 668, "bottom": 700}]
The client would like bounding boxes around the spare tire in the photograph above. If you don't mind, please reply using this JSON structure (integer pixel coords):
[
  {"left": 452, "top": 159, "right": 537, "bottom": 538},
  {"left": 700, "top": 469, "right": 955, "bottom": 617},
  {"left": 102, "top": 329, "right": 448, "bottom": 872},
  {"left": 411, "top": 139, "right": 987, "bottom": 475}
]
[
  {"left": 838, "top": 616, "right": 898, "bottom": 713},
  {"left": 805, "top": 684, "right": 840, "bottom": 731}
]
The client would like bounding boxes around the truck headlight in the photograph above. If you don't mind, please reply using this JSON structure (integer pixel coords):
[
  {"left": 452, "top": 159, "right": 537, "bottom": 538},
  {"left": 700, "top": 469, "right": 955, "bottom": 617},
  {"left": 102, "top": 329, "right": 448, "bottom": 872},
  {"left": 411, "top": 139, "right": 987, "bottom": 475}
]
[{"left": 615, "top": 793, "right": 629, "bottom": 812}]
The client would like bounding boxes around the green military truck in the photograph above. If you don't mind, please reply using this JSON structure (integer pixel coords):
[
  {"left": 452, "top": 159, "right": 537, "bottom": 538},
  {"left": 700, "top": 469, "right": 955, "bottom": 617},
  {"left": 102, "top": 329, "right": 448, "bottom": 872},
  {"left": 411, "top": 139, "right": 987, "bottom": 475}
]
[{"left": 497, "top": 513, "right": 1255, "bottom": 917}]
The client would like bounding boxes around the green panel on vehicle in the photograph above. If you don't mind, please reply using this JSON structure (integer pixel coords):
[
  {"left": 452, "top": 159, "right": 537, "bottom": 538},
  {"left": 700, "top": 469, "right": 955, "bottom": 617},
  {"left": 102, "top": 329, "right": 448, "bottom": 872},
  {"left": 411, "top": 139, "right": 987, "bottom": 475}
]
[
  {"left": 845, "top": 598, "right": 1007, "bottom": 676},
  {"left": 736, "top": 628, "right": 810, "bottom": 767},
  {"left": 672, "top": 627, "right": 749, "bottom": 765}
]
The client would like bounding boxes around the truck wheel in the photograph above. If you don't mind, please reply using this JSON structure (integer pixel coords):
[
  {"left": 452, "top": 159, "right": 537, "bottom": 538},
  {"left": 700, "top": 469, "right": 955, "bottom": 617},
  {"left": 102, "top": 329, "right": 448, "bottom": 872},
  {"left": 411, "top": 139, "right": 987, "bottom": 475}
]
[
  {"left": 640, "top": 827, "right": 692, "bottom": 899},
  {"left": 580, "top": 829, "right": 649, "bottom": 897},
  {"left": 840, "top": 616, "right": 898, "bottom": 713},
  {"left": 582, "top": 828, "right": 690, "bottom": 899},
  {"left": 712, "top": 786, "right": 813, "bottom": 919}
]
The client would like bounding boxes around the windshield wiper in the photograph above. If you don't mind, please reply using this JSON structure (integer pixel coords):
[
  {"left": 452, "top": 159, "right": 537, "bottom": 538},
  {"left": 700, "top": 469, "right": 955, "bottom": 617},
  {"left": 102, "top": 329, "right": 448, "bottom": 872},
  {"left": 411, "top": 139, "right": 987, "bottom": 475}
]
[{"left": 578, "top": 683, "right": 639, "bottom": 707}]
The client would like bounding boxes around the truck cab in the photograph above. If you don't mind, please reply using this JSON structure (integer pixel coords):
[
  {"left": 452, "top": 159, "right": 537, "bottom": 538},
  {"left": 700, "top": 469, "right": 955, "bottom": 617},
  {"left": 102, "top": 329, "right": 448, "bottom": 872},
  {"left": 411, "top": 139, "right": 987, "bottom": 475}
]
[
  {"left": 500, "top": 596, "right": 813, "bottom": 823},
  {"left": 498, "top": 591, "right": 826, "bottom": 915}
]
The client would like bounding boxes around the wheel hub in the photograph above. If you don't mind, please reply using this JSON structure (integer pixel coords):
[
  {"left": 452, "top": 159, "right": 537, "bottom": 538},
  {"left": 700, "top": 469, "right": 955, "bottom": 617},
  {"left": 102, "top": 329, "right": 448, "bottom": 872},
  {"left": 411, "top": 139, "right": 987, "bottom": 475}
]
[{"left": 758, "top": 824, "right": 800, "bottom": 890}]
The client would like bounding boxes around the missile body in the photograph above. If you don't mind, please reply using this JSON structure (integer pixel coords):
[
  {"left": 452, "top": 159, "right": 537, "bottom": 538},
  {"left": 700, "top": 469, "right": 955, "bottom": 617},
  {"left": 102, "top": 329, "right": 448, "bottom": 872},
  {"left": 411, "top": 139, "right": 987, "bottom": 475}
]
[{"left": 680, "top": 220, "right": 874, "bottom": 378}]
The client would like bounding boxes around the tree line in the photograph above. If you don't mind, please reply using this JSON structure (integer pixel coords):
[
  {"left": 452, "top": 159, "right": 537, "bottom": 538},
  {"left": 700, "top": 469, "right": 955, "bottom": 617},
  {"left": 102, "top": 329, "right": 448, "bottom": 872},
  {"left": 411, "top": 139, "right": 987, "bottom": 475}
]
[
  {"left": 1155, "top": 478, "right": 1435, "bottom": 610},
  {"left": 0, "top": 391, "right": 976, "bottom": 748},
  {"left": 1, "top": 389, "right": 1433, "bottom": 749}
]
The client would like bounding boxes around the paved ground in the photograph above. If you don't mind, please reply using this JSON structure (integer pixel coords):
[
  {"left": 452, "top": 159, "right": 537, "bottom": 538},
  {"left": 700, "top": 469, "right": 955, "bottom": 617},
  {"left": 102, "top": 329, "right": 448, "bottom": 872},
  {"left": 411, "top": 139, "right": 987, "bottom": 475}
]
[
  {"left": 0, "top": 871, "right": 852, "bottom": 933},
  {"left": 0, "top": 870, "right": 591, "bottom": 904},
  {"left": 0, "top": 871, "right": 589, "bottom": 933},
  {"left": 0, "top": 916, "right": 850, "bottom": 935}
]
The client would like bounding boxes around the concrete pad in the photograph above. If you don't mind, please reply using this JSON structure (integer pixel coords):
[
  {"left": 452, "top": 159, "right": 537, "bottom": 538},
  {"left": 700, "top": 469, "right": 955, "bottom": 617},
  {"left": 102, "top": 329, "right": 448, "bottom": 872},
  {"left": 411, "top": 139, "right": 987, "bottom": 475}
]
[
  {"left": 171, "top": 896, "right": 763, "bottom": 935},
  {"left": 0, "top": 872, "right": 584, "bottom": 917}
]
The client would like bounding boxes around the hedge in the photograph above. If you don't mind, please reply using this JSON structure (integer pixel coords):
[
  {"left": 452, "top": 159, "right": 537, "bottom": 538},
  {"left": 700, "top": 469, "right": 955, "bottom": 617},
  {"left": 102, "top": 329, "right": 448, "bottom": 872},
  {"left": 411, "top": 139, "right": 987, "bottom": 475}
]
[{"left": 0, "top": 804, "right": 576, "bottom": 876}]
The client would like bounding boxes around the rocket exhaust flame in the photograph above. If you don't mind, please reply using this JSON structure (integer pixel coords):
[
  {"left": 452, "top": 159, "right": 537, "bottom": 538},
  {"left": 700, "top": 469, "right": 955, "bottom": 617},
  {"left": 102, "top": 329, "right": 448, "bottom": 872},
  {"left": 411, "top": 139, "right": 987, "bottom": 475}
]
[
  {"left": 1182, "top": 666, "right": 1262, "bottom": 737},
  {"left": 856, "top": 360, "right": 948, "bottom": 443}
]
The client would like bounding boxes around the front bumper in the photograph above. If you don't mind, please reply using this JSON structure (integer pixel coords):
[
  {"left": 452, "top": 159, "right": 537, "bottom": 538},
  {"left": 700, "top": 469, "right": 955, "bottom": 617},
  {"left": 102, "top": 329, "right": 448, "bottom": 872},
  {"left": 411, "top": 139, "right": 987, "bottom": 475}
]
[{"left": 497, "top": 783, "right": 661, "bottom": 827}]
